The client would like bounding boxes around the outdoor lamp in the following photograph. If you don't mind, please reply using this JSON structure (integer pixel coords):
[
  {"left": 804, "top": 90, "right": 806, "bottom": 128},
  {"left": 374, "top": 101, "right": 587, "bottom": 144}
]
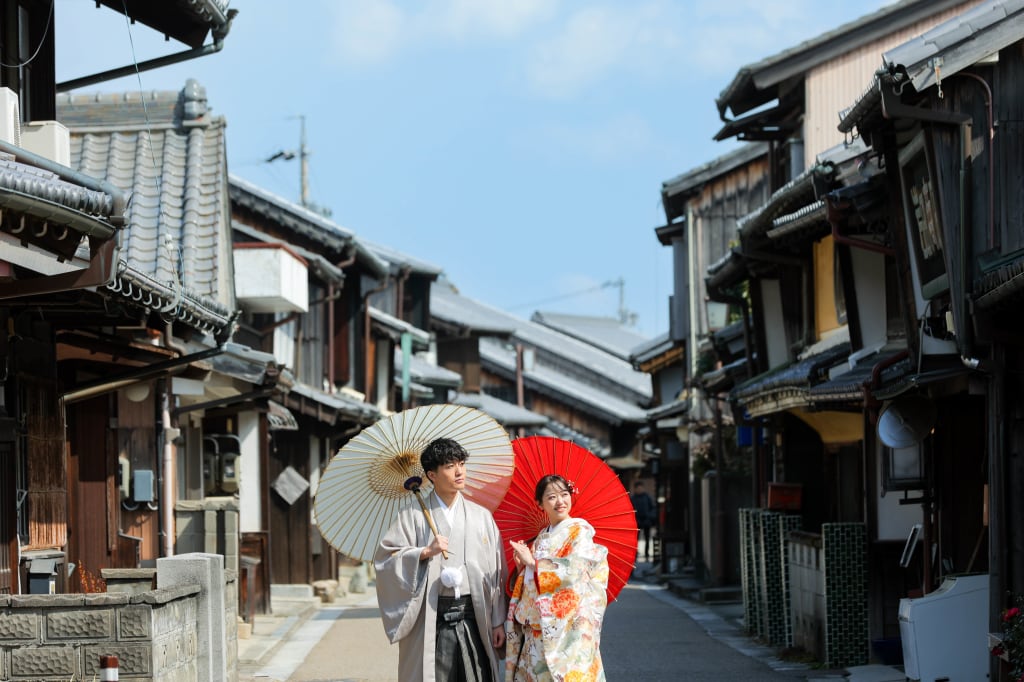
[{"left": 882, "top": 443, "right": 926, "bottom": 492}]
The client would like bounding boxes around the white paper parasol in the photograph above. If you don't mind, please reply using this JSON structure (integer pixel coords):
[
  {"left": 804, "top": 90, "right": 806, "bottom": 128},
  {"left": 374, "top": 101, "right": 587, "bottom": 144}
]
[{"left": 313, "top": 404, "right": 514, "bottom": 561}]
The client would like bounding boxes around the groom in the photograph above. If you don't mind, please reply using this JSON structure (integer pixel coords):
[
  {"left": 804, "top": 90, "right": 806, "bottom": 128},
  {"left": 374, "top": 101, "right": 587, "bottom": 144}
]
[{"left": 374, "top": 437, "right": 507, "bottom": 681}]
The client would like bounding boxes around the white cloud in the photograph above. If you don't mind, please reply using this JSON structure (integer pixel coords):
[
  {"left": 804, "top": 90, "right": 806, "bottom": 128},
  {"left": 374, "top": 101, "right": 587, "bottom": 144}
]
[
  {"left": 329, "top": 0, "right": 406, "bottom": 65},
  {"left": 525, "top": 2, "right": 682, "bottom": 98},
  {"left": 328, "top": 0, "right": 553, "bottom": 65},
  {"left": 424, "top": 0, "right": 555, "bottom": 40}
]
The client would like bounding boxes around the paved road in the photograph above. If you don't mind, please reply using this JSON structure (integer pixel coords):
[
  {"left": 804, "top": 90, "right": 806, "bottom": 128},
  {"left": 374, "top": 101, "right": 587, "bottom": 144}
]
[
  {"left": 244, "top": 571, "right": 814, "bottom": 681},
  {"left": 603, "top": 581, "right": 807, "bottom": 681}
]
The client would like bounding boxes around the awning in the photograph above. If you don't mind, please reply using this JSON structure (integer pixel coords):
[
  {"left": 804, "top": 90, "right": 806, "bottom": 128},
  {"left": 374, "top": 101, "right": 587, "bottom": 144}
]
[
  {"left": 809, "top": 349, "right": 912, "bottom": 406},
  {"left": 732, "top": 343, "right": 851, "bottom": 417},
  {"left": 452, "top": 392, "right": 548, "bottom": 428},
  {"left": 267, "top": 400, "right": 298, "bottom": 431},
  {"left": 605, "top": 456, "right": 646, "bottom": 470},
  {"left": 369, "top": 307, "right": 430, "bottom": 349},
  {"left": 790, "top": 408, "right": 863, "bottom": 445},
  {"left": 286, "top": 382, "right": 380, "bottom": 425}
]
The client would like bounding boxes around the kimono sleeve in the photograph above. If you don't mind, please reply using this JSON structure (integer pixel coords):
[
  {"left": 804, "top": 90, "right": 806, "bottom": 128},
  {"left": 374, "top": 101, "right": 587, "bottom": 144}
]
[{"left": 373, "top": 509, "right": 429, "bottom": 643}]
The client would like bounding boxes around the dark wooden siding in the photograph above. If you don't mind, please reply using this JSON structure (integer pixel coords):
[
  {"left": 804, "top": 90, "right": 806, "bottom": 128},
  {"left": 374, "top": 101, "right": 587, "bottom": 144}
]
[
  {"left": 996, "top": 43, "right": 1024, "bottom": 255},
  {"left": 438, "top": 338, "right": 481, "bottom": 393},
  {"left": 21, "top": 376, "right": 64, "bottom": 551},
  {"left": 0, "top": 434, "right": 14, "bottom": 593},
  {"left": 268, "top": 430, "right": 312, "bottom": 584},
  {"left": 66, "top": 395, "right": 113, "bottom": 592}
]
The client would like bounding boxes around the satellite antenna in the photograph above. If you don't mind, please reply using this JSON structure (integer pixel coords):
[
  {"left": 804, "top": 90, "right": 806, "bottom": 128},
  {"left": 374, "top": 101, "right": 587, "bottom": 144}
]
[{"left": 877, "top": 396, "right": 937, "bottom": 448}]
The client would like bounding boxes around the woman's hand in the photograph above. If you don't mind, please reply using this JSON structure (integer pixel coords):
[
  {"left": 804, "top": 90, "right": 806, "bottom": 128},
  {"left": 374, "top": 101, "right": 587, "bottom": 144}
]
[{"left": 509, "top": 540, "right": 535, "bottom": 569}]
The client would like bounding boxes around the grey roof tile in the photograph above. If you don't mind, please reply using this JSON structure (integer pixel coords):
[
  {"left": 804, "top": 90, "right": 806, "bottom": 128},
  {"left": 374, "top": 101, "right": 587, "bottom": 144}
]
[
  {"left": 480, "top": 338, "right": 648, "bottom": 424},
  {"left": 530, "top": 311, "right": 650, "bottom": 361},
  {"left": 433, "top": 281, "right": 652, "bottom": 402},
  {"left": 58, "top": 81, "right": 234, "bottom": 336}
]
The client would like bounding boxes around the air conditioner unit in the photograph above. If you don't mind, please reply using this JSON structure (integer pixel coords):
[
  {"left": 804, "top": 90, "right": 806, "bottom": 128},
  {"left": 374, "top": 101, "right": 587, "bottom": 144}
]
[
  {"left": 21, "top": 121, "right": 70, "bottom": 166},
  {"left": 0, "top": 87, "right": 21, "bottom": 146}
]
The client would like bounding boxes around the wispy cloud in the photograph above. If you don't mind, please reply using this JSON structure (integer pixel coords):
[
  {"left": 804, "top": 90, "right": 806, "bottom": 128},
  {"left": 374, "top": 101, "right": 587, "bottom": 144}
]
[
  {"left": 524, "top": 2, "right": 683, "bottom": 98},
  {"left": 328, "top": 0, "right": 554, "bottom": 65},
  {"left": 329, "top": 0, "right": 406, "bottom": 65}
]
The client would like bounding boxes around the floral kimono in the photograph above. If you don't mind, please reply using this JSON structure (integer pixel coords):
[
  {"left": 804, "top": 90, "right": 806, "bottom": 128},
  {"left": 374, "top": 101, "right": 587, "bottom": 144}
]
[{"left": 505, "top": 517, "right": 609, "bottom": 682}]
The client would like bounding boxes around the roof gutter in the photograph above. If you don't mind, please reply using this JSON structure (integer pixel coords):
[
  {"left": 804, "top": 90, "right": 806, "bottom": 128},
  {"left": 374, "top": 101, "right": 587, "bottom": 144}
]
[{"left": 56, "top": 9, "right": 238, "bottom": 93}]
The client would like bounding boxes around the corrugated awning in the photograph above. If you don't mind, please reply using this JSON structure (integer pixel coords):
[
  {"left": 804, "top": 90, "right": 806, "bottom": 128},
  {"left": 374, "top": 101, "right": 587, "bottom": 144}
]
[{"left": 267, "top": 400, "right": 298, "bottom": 431}]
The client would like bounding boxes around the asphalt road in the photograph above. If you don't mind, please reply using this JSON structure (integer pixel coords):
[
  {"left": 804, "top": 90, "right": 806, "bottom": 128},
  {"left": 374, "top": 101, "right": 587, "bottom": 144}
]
[{"left": 245, "top": 567, "right": 819, "bottom": 681}]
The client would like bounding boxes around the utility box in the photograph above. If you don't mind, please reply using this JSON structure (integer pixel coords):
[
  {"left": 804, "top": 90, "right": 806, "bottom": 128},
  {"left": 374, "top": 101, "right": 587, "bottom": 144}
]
[{"left": 133, "top": 469, "right": 155, "bottom": 503}]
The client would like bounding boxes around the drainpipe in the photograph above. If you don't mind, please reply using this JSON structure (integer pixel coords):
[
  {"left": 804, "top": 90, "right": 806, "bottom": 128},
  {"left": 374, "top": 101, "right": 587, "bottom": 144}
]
[
  {"left": 362, "top": 278, "right": 391, "bottom": 404},
  {"left": 56, "top": 10, "right": 238, "bottom": 92},
  {"left": 329, "top": 245, "right": 357, "bottom": 391},
  {"left": 395, "top": 266, "right": 412, "bottom": 322},
  {"left": 160, "top": 323, "right": 188, "bottom": 558}
]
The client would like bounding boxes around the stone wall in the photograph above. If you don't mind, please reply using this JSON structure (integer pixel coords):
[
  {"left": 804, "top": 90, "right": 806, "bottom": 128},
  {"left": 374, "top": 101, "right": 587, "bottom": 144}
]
[
  {"left": 0, "top": 585, "right": 199, "bottom": 680},
  {"left": 0, "top": 553, "right": 238, "bottom": 681}
]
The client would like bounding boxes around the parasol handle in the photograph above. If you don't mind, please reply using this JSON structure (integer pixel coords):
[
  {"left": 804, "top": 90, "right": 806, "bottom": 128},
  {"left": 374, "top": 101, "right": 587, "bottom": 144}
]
[{"left": 405, "top": 476, "right": 449, "bottom": 560}]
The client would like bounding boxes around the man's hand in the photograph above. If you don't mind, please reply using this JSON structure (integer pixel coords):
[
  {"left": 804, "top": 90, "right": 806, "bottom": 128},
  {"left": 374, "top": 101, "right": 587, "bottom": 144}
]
[
  {"left": 420, "top": 534, "right": 449, "bottom": 560},
  {"left": 492, "top": 624, "right": 505, "bottom": 649}
]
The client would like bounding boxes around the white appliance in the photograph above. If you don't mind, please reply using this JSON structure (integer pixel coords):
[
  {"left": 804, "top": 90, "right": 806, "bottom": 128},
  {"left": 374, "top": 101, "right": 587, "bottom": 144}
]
[{"left": 899, "top": 574, "right": 989, "bottom": 681}]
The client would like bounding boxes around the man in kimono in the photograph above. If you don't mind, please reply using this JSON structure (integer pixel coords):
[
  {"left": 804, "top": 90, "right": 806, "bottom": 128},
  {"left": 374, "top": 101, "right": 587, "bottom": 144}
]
[{"left": 375, "top": 437, "right": 507, "bottom": 681}]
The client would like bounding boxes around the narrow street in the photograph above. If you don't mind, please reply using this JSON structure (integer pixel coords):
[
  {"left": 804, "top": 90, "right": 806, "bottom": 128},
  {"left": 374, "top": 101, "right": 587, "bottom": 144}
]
[{"left": 240, "top": 562, "right": 816, "bottom": 681}]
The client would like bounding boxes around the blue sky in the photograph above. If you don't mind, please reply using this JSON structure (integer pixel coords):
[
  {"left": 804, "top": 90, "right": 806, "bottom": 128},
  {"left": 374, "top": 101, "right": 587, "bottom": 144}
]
[{"left": 54, "top": 0, "right": 890, "bottom": 339}]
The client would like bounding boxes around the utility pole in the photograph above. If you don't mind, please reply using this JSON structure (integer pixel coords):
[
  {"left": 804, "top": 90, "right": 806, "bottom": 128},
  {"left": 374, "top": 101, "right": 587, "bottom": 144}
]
[
  {"left": 298, "top": 115, "right": 309, "bottom": 209},
  {"left": 265, "top": 115, "right": 330, "bottom": 216}
]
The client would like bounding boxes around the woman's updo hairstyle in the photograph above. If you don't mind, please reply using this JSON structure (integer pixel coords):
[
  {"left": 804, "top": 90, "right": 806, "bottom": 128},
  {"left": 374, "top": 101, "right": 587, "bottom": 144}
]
[{"left": 533, "top": 474, "right": 578, "bottom": 504}]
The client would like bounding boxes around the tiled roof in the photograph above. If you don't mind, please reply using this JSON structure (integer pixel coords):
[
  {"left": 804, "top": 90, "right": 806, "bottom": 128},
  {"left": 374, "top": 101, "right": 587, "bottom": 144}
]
[
  {"left": 287, "top": 382, "right": 380, "bottom": 425},
  {"left": 433, "top": 281, "right": 652, "bottom": 402},
  {"left": 630, "top": 332, "right": 674, "bottom": 365},
  {"left": 480, "top": 337, "right": 648, "bottom": 425},
  {"left": 395, "top": 350, "right": 462, "bottom": 388},
  {"left": 732, "top": 343, "right": 851, "bottom": 417},
  {"left": 452, "top": 392, "right": 548, "bottom": 427},
  {"left": 840, "top": 0, "right": 1024, "bottom": 133},
  {"left": 229, "top": 174, "right": 388, "bottom": 279},
  {"left": 58, "top": 80, "right": 234, "bottom": 337},
  {"left": 530, "top": 311, "right": 650, "bottom": 361},
  {"left": 365, "top": 239, "right": 444, "bottom": 277}
]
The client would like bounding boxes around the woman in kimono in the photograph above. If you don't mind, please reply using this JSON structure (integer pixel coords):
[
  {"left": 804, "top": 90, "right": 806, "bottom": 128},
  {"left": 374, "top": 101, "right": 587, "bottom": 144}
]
[{"left": 505, "top": 474, "right": 609, "bottom": 682}]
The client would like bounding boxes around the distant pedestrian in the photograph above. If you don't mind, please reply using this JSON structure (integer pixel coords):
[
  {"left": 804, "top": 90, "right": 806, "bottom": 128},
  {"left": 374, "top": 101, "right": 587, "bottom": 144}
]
[
  {"left": 630, "top": 481, "right": 657, "bottom": 561},
  {"left": 374, "top": 437, "right": 507, "bottom": 681},
  {"left": 505, "top": 474, "right": 609, "bottom": 682}
]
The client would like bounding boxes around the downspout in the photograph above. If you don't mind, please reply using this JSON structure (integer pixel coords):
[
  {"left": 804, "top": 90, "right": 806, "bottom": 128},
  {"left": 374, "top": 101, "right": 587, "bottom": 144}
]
[
  {"left": 160, "top": 323, "right": 188, "bottom": 559},
  {"left": 396, "top": 266, "right": 412, "bottom": 322},
  {"left": 362, "top": 278, "right": 391, "bottom": 405},
  {"left": 329, "top": 245, "right": 357, "bottom": 392},
  {"left": 56, "top": 10, "right": 238, "bottom": 92}
]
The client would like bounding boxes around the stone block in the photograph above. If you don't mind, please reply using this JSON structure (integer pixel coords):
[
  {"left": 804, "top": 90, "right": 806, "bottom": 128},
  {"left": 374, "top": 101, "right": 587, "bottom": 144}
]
[
  {"left": 83, "top": 643, "right": 152, "bottom": 676},
  {"left": 119, "top": 604, "right": 153, "bottom": 639},
  {"left": 46, "top": 608, "right": 114, "bottom": 640},
  {"left": 0, "top": 610, "right": 39, "bottom": 640},
  {"left": 11, "top": 645, "right": 75, "bottom": 677},
  {"left": 158, "top": 552, "right": 226, "bottom": 681}
]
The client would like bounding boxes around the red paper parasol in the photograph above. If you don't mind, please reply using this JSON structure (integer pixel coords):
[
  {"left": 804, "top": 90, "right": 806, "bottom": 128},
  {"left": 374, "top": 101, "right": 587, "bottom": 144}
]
[{"left": 493, "top": 435, "right": 638, "bottom": 601}]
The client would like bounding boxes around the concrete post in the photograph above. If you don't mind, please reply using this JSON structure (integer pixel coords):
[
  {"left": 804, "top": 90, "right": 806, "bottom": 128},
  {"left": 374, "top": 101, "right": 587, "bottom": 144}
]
[{"left": 157, "top": 552, "right": 227, "bottom": 681}]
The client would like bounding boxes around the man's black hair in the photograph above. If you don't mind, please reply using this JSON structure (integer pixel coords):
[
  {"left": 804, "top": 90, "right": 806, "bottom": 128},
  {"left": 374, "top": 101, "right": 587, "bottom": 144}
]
[{"left": 420, "top": 437, "right": 469, "bottom": 473}]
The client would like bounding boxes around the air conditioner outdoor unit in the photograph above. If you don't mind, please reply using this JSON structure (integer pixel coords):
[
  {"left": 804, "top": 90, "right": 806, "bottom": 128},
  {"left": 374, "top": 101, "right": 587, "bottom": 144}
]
[
  {"left": 0, "top": 87, "right": 21, "bottom": 146},
  {"left": 21, "top": 121, "right": 70, "bottom": 166}
]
